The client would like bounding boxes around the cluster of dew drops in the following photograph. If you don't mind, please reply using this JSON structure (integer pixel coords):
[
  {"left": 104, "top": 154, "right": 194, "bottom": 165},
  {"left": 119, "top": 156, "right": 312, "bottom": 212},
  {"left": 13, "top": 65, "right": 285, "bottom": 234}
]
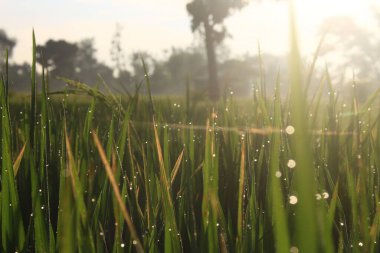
[{"left": 280, "top": 125, "right": 330, "bottom": 206}]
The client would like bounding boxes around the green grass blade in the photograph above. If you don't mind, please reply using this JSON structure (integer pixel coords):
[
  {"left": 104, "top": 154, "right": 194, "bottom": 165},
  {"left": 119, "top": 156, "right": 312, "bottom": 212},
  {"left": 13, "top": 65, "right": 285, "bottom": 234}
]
[
  {"left": 288, "top": 1, "right": 318, "bottom": 252},
  {"left": 1, "top": 76, "right": 26, "bottom": 252}
]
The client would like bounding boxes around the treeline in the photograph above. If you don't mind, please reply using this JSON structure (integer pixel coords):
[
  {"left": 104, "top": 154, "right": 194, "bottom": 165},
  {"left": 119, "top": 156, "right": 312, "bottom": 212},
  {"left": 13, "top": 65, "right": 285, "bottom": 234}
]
[{"left": 1, "top": 28, "right": 286, "bottom": 96}]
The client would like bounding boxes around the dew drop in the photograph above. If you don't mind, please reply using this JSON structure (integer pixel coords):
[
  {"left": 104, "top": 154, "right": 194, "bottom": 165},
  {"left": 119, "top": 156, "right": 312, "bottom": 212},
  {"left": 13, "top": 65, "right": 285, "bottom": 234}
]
[
  {"left": 285, "top": 125, "right": 295, "bottom": 135},
  {"left": 315, "top": 193, "right": 322, "bottom": 200},
  {"left": 132, "top": 240, "right": 137, "bottom": 245},
  {"left": 289, "top": 195, "right": 298, "bottom": 205},
  {"left": 290, "top": 246, "right": 299, "bottom": 253},
  {"left": 322, "top": 192, "right": 329, "bottom": 199},
  {"left": 275, "top": 171, "right": 282, "bottom": 178},
  {"left": 287, "top": 159, "right": 296, "bottom": 169},
  {"left": 121, "top": 243, "right": 125, "bottom": 248}
]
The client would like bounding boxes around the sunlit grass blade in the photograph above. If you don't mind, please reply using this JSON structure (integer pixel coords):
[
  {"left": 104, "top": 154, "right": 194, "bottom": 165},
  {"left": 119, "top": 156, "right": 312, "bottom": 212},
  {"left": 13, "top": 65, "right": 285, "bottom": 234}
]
[
  {"left": 92, "top": 131, "right": 144, "bottom": 253},
  {"left": 268, "top": 78, "right": 290, "bottom": 253},
  {"left": 288, "top": 1, "right": 318, "bottom": 252},
  {"left": 65, "top": 127, "right": 95, "bottom": 252},
  {"left": 305, "top": 34, "right": 325, "bottom": 93},
  {"left": 170, "top": 149, "right": 184, "bottom": 185},
  {"left": 152, "top": 118, "right": 182, "bottom": 252},
  {"left": 28, "top": 31, "right": 50, "bottom": 253},
  {"left": 142, "top": 58, "right": 155, "bottom": 116}
]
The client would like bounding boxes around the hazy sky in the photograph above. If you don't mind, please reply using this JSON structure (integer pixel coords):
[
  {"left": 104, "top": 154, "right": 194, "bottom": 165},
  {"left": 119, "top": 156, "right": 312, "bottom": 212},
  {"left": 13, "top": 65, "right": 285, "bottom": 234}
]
[{"left": 2, "top": 0, "right": 378, "bottom": 65}]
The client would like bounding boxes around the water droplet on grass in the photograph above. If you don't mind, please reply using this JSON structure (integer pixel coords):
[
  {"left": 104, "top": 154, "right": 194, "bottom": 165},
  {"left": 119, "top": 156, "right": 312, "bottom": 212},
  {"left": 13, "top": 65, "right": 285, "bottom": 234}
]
[
  {"left": 286, "top": 125, "right": 295, "bottom": 135},
  {"left": 287, "top": 159, "right": 296, "bottom": 168},
  {"left": 275, "top": 171, "right": 282, "bottom": 178},
  {"left": 289, "top": 195, "right": 298, "bottom": 205}
]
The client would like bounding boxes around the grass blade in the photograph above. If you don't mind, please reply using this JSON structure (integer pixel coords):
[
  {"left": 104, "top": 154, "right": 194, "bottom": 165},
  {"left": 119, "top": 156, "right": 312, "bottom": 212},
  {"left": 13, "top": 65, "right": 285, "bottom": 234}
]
[{"left": 92, "top": 131, "right": 144, "bottom": 253}]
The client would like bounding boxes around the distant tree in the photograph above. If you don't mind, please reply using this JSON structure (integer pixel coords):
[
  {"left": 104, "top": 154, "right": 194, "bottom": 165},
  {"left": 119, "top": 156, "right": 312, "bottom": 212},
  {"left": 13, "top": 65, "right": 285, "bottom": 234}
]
[
  {"left": 110, "top": 24, "right": 127, "bottom": 77},
  {"left": 76, "top": 39, "right": 97, "bottom": 71},
  {"left": 75, "top": 38, "right": 99, "bottom": 84},
  {"left": 8, "top": 63, "right": 32, "bottom": 91},
  {"left": 0, "top": 29, "right": 16, "bottom": 56},
  {"left": 155, "top": 47, "right": 207, "bottom": 93},
  {"left": 186, "top": 0, "right": 248, "bottom": 100},
  {"left": 109, "top": 24, "right": 132, "bottom": 90},
  {"left": 165, "top": 47, "right": 207, "bottom": 84},
  {"left": 219, "top": 57, "right": 256, "bottom": 95},
  {"left": 130, "top": 47, "right": 208, "bottom": 94},
  {"left": 36, "top": 40, "right": 78, "bottom": 79}
]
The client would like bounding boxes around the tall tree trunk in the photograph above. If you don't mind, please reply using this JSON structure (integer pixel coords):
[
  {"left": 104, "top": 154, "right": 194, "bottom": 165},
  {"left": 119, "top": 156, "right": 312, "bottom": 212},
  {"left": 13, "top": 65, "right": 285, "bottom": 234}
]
[{"left": 204, "top": 20, "right": 219, "bottom": 101}]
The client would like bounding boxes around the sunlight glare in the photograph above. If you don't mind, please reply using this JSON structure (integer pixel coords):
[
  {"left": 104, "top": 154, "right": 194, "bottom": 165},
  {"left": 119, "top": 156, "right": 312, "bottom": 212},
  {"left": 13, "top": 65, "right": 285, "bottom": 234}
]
[{"left": 295, "top": 0, "right": 366, "bottom": 19}]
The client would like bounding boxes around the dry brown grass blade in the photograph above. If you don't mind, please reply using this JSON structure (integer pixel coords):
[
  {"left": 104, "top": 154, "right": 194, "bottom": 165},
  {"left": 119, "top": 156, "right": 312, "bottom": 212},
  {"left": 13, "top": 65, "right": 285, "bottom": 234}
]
[
  {"left": 65, "top": 132, "right": 76, "bottom": 189},
  {"left": 92, "top": 131, "right": 144, "bottom": 253},
  {"left": 237, "top": 140, "right": 246, "bottom": 242},
  {"left": 13, "top": 143, "right": 26, "bottom": 177},
  {"left": 170, "top": 149, "right": 184, "bottom": 185}
]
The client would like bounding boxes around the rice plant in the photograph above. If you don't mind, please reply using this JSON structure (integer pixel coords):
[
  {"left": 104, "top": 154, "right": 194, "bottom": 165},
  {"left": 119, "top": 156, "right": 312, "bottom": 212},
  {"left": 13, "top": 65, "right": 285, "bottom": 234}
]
[{"left": 1, "top": 6, "right": 380, "bottom": 253}]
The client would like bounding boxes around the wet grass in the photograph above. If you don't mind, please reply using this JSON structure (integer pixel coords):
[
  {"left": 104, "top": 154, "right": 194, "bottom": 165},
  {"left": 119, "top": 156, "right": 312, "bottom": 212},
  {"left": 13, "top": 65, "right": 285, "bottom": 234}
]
[{"left": 1, "top": 7, "right": 380, "bottom": 253}]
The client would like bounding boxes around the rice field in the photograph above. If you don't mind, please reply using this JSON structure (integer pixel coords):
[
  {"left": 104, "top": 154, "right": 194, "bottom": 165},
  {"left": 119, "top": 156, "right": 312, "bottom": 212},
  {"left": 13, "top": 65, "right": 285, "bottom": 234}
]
[{"left": 1, "top": 13, "right": 380, "bottom": 253}]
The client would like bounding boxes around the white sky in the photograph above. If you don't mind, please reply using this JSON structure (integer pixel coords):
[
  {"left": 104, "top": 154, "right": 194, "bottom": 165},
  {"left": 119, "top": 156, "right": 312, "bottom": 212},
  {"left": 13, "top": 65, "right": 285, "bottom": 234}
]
[{"left": 1, "top": 0, "right": 378, "bottom": 65}]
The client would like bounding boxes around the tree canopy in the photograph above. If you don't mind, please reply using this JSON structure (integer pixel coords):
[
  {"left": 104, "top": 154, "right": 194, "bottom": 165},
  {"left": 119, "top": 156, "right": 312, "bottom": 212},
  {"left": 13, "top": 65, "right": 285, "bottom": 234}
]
[
  {"left": 186, "top": 0, "right": 248, "bottom": 100},
  {"left": 0, "top": 29, "right": 16, "bottom": 56}
]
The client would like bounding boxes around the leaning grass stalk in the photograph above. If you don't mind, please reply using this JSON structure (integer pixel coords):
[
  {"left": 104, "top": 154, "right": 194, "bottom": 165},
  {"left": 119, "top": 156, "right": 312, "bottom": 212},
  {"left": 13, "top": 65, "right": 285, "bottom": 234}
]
[
  {"left": 236, "top": 139, "right": 245, "bottom": 251},
  {"left": 65, "top": 128, "right": 95, "bottom": 253},
  {"left": 92, "top": 131, "right": 144, "bottom": 253},
  {"left": 13, "top": 143, "right": 26, "bottom": 177}
]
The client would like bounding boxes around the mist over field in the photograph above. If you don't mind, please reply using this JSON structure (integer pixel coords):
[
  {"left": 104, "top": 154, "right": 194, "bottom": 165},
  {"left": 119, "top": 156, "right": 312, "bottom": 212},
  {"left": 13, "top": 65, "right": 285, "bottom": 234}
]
[{"left": 1, "top": 1, "right": 380, "bottom": 252}]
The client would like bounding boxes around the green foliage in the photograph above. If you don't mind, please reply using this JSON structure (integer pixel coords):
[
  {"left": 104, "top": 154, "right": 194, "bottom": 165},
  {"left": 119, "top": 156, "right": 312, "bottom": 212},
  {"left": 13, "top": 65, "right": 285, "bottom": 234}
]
[{"left": 1, "top": 14, "right": 380, "bottom": 252}]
